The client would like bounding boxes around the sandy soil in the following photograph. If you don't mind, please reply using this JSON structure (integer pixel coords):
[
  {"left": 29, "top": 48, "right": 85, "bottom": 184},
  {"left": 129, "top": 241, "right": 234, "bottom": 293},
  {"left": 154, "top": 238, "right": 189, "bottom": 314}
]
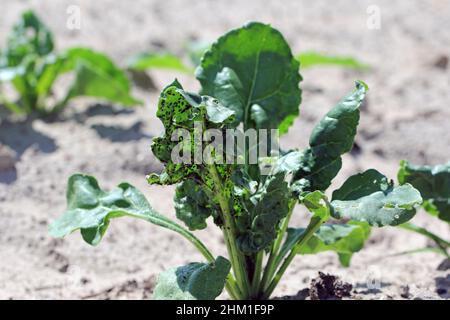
[{"left": 0, "top": 0, "right": 449, "bottom": 300}]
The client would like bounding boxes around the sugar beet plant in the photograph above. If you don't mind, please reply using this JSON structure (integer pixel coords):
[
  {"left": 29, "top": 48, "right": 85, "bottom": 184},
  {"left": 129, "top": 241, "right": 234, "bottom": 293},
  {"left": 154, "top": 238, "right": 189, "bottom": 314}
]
[
  {"left": 0, "top": 11, "right": 140, "bottom": 115},
  {"left": 50, "top": 22, "right": 423, "bottom": 300}
]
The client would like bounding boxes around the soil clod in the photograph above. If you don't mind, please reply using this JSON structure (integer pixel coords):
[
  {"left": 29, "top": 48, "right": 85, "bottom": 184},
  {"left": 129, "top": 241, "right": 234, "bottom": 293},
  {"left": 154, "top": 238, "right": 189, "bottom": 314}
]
[
  {"left": 309, "top": 272, "right": 352, "bottom": 300},
  {"left": 433, "top": 55, "right": 448, "bottom": 70}
]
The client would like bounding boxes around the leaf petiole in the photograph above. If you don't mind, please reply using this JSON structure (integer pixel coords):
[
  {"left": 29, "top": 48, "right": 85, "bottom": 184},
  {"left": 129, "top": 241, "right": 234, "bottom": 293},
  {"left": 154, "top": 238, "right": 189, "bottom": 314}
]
[{"left": 261, "top": 214, "right": 328, "bottom": 299}]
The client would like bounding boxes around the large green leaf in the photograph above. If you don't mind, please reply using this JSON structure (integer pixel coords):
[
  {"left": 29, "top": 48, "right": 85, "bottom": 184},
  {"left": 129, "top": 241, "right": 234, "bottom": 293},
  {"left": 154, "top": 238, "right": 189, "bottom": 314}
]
[
  {"left": 64, "top": 62, "right": 141, "bottom": 106},
  {"left": 297, "top": 52, "right": 369, "bottom": 70},
  {"left": 292, "top": 81, "right": 368, "bottom": 192},
  {"left": 398, "top": 160, "right": 450, "bottom": 222},
  {"left": 331, "top": 169, "right": 422, "bottom": 226},
  {"left": 49, "top": 174, "right": 211, "bottom": 253},
  {"left": 153, "top": 256, "right": 231, "bottom": 300},
  {"left": 282, "top": 222, "right": 371, "bottom": 267},
  {"left": 126, "top": 52, "right": 191, "bottom": 73},
  {"left": 196, "top": 22, "right": 302, "bottom": 133}
]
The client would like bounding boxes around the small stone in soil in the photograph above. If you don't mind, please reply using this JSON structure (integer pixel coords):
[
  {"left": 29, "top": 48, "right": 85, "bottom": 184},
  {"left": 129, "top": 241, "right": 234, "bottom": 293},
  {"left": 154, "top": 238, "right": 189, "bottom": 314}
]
[
  {"left": 309, "top": 271, "right": 352, "bottom": 300},
  {"left": 400, "top": 285, "right": 411, "bottom": 299},
  {"left": 433, "top": 55, "right": 449, "bottom": 70},
  {"left": 0, "top": 144, "right": 16, "bottom": 171},
  {"left": 437, "top": 259, "right": 450, "bottom": 271}
]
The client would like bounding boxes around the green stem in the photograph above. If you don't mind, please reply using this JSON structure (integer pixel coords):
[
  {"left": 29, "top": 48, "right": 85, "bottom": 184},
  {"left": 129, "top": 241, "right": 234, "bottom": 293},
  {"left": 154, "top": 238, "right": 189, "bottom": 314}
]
[
  {"left": 136, "top": 214, "right": 214, "bottom": 262},
  {"left": 274, "top": 200, "right": 296, "bottom": 256},
  {"left": 250, "top": 251, "right": 264, "bottom": 298},
  {"left": 261, "top": 215, "right": 325, "bottom": 299},
  {"left": 207, "top": 165, "right": 251, "bottom": 298},
  {"left": 399, "top": 222, "right": 450, "bottom": 258},
  {"left": 259, "top": 199, "right": 296, "bottom": 292},
  {"left": 225, "top": 275, "right": 241, "bottom": 300},
  {"left": 0, "top": 93, "right": 23, "bottom": 114},
  {"left": 133, "top": 213, "right": 240, "bottom": 299}
]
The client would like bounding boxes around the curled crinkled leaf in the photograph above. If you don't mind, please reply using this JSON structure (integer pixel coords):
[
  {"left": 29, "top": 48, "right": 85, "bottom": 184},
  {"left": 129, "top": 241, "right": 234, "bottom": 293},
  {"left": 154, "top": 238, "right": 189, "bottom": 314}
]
[
  {"left": 331, "top": 169, "right": 422, "bottom": 226},
  {"left": 293, "top": 81, "right": 368, "bottom": 192},
  {"left": 398, "top": 160, "right": 450, "bottom": 222},
  {"left": 147, "top": 81, "right": 235, "bottom": 186},
  {"left": 174, "top": 179, "right": 220, "bottom": 230},
  {"left": 235, "top": 172, "right": 290, "bottom": 254},
  {"left": 196, "top": 22, "right": 302, "bottom": 133},
  {"left": 153, "top": 256, "right": 231, "bottom": 300},
  {"left": 301, "top": 190, "right": 331, "bottom": 220}
]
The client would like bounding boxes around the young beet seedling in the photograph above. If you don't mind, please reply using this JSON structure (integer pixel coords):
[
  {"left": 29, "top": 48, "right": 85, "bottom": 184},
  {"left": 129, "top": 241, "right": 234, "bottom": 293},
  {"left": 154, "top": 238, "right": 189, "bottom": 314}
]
[
  {"left": 0, "top": 10, "right": 141, "bottom": 115},
  {"left": 50, "top": 22, "right": 422, "bottom": 300}
]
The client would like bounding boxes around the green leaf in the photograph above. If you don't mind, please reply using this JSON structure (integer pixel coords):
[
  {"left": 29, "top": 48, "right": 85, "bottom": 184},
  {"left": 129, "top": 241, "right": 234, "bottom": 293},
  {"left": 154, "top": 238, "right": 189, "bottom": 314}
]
[
  {"left": 331, "top": 169, "right": 422, "bottom": 226},
  {"left": 302, "top": 190, "right": 331, "bottom": 220},
  {"left": 126, "top": 52, "right": 191, "bottom": 73},
  {"left": 282, "top": 222, "right": 371, "bottom": 267},
  {"left": 196, "top": 22, "right": 302, "bottom": 133},
  {"left": 49, "top": 174, "right": 209, "bottom": 248},
  {"left": 61, "top": 48, "right": 142, "bottom": 107},
  {"left": 331, "top": 169, "right": 391, "bottom": 201},
  {"left": 292, "top": 81, "right": 368, "bottom": 192},
  {"left": 174, "top": 179, "right": 219, "bottom": 230},
  {"left": 153, "top": 256, "right": 231, "bottom": 300},
  {"left": 35, "top": 54, "right": 66, "bottom": 97},
  {"left": 65, "top": 62, "right": 141, "bottom": 106},
  {"left": 398, "top": 160, "right": 450, "bottom": 222},
  {"left": 297, "top": 52, "right": 369, "bottom": 70},
  {"left": 235, "top": 172, "right": 291, "bottom": 254},
  {"left": 270, "top": 150, "right": 303, "bottom": 175},
  {"left": 331, "top": 170, "right": 422, "bottom": 226}
]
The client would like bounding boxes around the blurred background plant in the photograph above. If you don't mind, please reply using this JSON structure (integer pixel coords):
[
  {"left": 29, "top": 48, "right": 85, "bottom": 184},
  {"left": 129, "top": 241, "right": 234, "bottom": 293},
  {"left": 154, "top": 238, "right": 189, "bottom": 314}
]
[{"left": 0, "top": 10, "right": 141, "bottom": 116}]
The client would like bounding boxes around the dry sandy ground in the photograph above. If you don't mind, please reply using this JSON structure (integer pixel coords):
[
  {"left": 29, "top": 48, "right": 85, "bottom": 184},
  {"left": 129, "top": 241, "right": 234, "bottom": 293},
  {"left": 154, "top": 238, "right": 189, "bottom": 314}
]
[{"left": 0, "top": 0, "right": 449, "bottom": 300}]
